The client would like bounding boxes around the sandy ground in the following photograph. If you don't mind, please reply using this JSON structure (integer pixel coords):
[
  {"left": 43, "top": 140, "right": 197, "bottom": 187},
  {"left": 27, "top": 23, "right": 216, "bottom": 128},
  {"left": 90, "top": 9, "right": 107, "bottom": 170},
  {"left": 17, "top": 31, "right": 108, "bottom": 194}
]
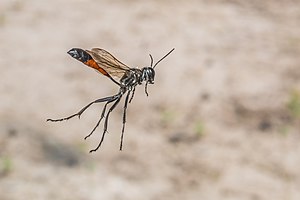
[{"left": 1, "top": 0, "right": 300, "bottom": 199}]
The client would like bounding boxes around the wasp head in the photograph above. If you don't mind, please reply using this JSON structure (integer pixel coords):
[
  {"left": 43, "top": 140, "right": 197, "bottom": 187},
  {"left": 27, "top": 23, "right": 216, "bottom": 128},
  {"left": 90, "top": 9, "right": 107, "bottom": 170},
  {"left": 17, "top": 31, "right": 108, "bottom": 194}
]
[{"left": 141, "top": 67, "right": 155, "bottom": 84}]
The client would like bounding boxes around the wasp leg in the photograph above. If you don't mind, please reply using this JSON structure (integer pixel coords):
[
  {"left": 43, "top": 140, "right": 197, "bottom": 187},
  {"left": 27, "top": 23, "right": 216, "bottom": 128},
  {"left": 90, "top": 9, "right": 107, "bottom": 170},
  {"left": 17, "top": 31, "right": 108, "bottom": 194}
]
[
  {"left": 84, "top": 95, "right": 119, "bottom": 140},
  {"left": 119, "top": 90, "right": 131, "bottom": 151},
  {"left": 129, "top": 87, "right": 136, "bottom": 103},
  {"left": 46, "top": 92, "right": 121, "bottom": 122},
  {"left": 89, "top": 94, "right": 123, "bottom": 153}
]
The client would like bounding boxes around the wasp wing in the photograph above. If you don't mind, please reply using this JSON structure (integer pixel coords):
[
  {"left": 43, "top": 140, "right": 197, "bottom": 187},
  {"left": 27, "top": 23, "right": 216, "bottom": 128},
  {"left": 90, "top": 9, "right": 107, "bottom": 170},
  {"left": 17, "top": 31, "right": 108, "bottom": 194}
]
[{"left": 86, "top": 48, "right": 130, "bottom": 80}]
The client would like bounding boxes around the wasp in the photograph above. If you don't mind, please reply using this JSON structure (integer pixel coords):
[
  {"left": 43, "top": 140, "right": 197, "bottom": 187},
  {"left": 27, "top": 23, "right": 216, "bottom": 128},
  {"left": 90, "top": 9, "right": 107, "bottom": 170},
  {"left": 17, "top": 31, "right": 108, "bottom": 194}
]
[{"left": 47, "top": 47, "right": 175, "bottom": 152}]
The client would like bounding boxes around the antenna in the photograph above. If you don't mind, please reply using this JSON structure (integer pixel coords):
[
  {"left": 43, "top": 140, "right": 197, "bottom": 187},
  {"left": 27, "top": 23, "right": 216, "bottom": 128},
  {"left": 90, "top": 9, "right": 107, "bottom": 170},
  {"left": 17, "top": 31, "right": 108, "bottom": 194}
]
[
  {"left": 149, "top": 54, "right": 154, "bottom": 67},
  {"left": 152, "top": 48, "right": 175, "bottom": 69}
]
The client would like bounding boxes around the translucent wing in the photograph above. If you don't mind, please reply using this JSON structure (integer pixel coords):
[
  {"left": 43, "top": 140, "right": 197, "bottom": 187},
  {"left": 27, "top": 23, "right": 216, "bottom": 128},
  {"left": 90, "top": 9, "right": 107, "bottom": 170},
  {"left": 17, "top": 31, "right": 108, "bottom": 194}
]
[{"left": 86, "top": 48, "right": 130, "bottom": 79}]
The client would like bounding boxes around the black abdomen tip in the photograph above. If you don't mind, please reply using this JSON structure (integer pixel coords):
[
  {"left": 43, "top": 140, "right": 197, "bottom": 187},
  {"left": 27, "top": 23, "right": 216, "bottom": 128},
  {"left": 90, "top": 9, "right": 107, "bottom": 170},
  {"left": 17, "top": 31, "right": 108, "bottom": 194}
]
[{"left": 67, "top": 48, "right": 92, "bottom": 63}]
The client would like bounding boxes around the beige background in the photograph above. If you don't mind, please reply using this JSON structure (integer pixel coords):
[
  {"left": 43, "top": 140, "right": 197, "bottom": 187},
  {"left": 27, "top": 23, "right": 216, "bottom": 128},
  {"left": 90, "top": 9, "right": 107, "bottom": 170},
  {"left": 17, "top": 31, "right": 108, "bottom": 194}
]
[{"left": 1, "top": 0, "right": 300, "bottom": 199}]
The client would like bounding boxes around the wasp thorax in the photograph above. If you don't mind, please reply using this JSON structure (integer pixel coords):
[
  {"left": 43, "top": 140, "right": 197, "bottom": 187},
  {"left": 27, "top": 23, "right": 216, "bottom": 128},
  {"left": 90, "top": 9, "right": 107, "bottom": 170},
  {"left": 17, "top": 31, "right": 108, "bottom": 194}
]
[
  {"left": 120, "top": 69, "right": 143, "bottom": 88},
  {"left": 142, "top": 67, "right": 155, "bottom": 84}
]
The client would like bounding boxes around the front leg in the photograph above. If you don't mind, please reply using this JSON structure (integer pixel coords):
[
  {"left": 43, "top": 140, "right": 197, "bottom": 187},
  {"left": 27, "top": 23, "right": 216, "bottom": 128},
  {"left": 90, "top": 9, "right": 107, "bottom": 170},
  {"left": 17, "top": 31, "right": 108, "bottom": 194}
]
[{"left": 119, "top": 90, "right": 131, "bottom": 150}]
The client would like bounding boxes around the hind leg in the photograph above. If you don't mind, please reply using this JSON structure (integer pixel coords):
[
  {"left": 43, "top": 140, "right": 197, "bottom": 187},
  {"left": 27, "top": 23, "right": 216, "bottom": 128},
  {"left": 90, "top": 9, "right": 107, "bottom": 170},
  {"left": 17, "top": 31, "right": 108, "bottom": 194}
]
[{"left": 47, "top": 92, "right": 122, "bottom": 122}]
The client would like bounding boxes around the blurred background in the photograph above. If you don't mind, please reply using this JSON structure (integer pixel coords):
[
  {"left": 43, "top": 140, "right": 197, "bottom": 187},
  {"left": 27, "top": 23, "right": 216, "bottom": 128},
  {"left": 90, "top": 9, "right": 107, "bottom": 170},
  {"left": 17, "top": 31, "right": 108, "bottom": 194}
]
[{"left": 1, "top": 0, "right": 300, "bottom": 199}]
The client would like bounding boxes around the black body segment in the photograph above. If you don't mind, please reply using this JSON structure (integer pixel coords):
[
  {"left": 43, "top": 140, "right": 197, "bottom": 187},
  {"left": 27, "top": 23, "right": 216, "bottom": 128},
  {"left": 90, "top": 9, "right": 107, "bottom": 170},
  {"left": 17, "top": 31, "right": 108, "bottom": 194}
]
[{"left": 68, "top": 48, "right": 92, "bottom": 63}]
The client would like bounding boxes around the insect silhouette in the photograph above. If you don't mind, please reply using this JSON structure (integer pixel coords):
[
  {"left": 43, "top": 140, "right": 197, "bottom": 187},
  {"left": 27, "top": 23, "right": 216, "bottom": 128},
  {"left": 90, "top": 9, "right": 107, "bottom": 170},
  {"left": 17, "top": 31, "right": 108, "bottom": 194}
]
[{"left": 47, "top": 47, "right": 175, "bottom": 152}]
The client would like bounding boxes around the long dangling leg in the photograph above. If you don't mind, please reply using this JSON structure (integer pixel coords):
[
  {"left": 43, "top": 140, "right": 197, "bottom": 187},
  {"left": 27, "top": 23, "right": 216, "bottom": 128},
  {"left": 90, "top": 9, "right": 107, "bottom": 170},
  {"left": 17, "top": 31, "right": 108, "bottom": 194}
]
[
  {"left": 89, "top": 95, "right": 123, "bottom": 153},
  {"left": 47, "top": 92, "right": 121, "bottom": 122},
  {"left": 84, "top": 96, "right": 119, "bottom": 140},
  {"left": 119, "top": 90, "right": 131, "bottom": 151},
  {"left": 129, "top": 87, "right": 136, "bottom": 103}
]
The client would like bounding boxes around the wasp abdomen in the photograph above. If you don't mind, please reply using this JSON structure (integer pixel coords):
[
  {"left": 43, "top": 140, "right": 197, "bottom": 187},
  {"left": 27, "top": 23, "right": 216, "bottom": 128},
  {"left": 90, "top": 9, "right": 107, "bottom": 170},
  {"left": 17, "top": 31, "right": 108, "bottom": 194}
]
[{"left": 67, "top": 48, "right": 110, "bottom": 77}]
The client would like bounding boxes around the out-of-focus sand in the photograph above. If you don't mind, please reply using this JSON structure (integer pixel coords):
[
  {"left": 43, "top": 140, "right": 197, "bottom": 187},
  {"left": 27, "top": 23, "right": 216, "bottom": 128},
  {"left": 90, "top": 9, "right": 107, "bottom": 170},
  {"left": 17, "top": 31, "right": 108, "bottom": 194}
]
[{"left": 1, "top": 0, "right": 300, "bottom": 199}]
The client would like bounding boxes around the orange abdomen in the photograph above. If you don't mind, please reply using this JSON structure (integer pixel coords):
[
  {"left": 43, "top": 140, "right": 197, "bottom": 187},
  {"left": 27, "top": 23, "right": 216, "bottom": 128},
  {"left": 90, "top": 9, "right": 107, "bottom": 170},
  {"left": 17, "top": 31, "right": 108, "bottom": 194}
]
[{"left": 84, "top": 59, "right": 109, "bottom": 76}]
